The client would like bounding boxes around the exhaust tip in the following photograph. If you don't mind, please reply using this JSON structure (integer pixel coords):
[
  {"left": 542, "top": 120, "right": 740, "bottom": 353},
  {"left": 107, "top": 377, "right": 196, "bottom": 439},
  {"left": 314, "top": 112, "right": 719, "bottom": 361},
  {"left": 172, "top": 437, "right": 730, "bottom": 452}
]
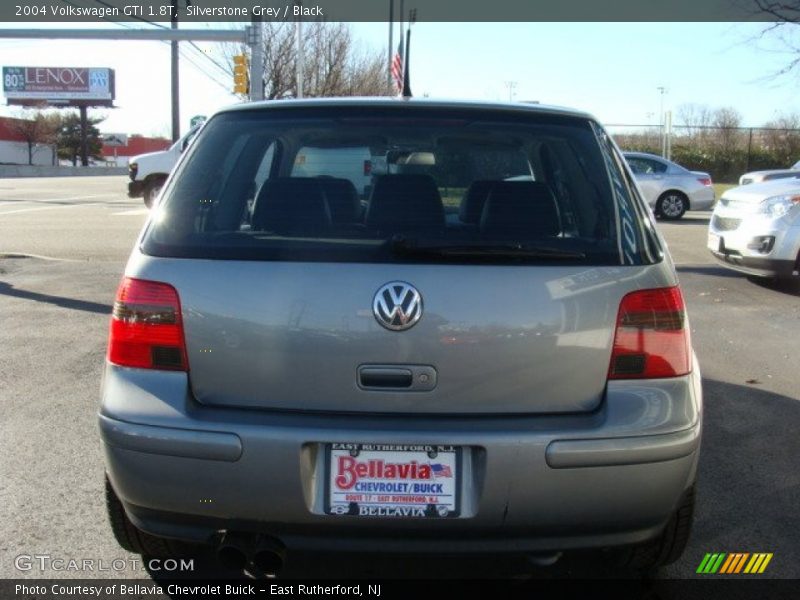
[
  {"left": 253, "top": 537, "right": 285, "bottom": 575},
  {"left": 216, "top": 533, "right": 251, "bottom": 570},
  {"left": 217, "top": 545, "right": 248, "bottom": 570},
  {"left": 253, "top": 550, "right": 284, "bottom": 574}
]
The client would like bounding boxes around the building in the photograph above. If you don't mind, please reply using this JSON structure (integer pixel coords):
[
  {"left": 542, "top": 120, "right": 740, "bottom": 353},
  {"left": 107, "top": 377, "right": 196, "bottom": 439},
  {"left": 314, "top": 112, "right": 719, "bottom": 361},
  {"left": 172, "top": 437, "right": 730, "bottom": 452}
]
[
  {"left": 100, "top": 135, "right": 171, "bottom": 167},
  {"left": 0, "top": 116, "right": 56, "bottom": 166}
]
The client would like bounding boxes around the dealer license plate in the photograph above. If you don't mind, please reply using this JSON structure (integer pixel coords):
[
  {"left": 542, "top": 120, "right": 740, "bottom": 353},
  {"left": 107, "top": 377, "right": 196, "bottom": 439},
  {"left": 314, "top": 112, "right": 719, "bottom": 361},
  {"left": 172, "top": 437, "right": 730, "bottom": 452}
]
[{"left": 326, "top": 443, "right": 460, "bottom": 518}]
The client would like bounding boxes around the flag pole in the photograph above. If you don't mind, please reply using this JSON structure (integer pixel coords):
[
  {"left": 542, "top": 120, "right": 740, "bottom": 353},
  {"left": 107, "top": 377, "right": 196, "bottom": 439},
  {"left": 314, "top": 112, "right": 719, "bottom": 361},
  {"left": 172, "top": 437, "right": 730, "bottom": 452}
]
[
  {"left": 388, "top": 0, "right": 394, "bottom": 89},
  {"left": 401, "top": 12, "right": 414, "bottom": 98},
  {"left": 398, "top": 0, "right": 404, "bottom": 60}
]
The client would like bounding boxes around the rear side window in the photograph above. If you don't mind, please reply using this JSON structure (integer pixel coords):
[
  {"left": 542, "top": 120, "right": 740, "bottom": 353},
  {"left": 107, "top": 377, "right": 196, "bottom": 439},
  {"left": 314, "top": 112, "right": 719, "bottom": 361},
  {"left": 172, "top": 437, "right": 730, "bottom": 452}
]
[
  {"left": 143, "top": 107, "right": 653, "bottom": 265},
  {"left": 627, "top": 157, "right": 667, "bottom": 174}
]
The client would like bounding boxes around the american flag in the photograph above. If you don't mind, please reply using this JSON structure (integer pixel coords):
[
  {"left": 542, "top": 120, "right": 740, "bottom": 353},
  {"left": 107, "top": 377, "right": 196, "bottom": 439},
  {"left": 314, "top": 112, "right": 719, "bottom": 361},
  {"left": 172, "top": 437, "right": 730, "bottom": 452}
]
[
  {"left": 391, "top": 40, "right": 404, "bottom": 93},
  {"left": 431, "top": 463, "right": 452, "bottom": 478}
]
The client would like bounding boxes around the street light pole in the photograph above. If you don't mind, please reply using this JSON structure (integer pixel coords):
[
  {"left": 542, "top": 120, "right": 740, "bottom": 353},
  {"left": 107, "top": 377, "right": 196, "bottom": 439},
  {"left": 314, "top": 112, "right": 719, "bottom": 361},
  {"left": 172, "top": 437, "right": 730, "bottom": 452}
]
[
  {"left": 657, "top": 86, "right": 667, "bottom": 157},
  {"left": 505, "top": 81, "right": 517, "bottom": 102}
]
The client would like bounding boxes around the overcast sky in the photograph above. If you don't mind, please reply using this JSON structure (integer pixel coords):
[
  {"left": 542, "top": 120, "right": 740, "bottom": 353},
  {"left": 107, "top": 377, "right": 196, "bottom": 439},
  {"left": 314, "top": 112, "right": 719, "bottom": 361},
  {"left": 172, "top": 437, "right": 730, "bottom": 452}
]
[{"left": 1, "top": 22, "right": 798, "bottom": 137}]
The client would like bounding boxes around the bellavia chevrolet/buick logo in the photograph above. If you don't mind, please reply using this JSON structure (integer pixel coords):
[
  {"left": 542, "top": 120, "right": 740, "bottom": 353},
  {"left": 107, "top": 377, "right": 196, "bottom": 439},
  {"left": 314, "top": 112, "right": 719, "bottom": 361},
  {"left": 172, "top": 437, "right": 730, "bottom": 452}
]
[{"left": 373, "top": 282, "right": 423, "bottom": 331}]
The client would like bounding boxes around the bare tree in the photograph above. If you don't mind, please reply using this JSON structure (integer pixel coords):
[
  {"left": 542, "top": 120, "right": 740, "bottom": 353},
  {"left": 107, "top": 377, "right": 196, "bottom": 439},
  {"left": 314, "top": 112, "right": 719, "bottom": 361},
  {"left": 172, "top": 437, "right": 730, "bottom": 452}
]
[
  {"left": 712, "top": 107, "right": 743, "bottom": 151},
  {"left": 676, "top": 103, "right": 713, "bottom": 140},
  {"left": 221, "top": 22, "right": 391, "bottom": 100},
  {"left": 762, "top": 112, "right": 800, "bottom": 162},
  {"left": 7, "top": 110, "right": 57, "bottom": 165},
  {"left": 748, "top": 1, "right": 800, "bottom": 77}
]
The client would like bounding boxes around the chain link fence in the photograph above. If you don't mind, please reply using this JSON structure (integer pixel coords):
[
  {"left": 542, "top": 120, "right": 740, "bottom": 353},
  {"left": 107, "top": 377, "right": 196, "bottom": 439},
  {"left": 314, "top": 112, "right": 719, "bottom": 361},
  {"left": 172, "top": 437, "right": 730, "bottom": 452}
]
[{"left": 607, "top": 124, "right": 800, "bottom": 183}]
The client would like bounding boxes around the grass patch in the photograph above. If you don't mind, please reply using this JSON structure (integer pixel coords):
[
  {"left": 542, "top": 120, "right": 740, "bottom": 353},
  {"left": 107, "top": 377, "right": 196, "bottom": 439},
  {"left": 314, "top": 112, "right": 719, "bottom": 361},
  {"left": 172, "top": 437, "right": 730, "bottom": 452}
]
[{"left": 714, "top": 183, "right": 737, "bottom": 198}]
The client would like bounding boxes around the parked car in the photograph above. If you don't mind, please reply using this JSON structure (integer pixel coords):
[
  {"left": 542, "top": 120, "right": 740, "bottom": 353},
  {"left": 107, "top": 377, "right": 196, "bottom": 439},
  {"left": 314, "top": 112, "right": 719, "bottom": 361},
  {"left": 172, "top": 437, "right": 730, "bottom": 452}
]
[
  {"left": 623, "top": 151, "right": 715, "bottom": 219},
  {"left": 127, "top": 124, "right": 202, "bottom": 208},
  {"left": 738, "top": 160, "right": 800, "bottom": 186},
  {"left": 708, "top": 178, "right": 800, "bottom": 280},
  {"left": 100, "top": 98, "right": 701, "bottom": 574}
]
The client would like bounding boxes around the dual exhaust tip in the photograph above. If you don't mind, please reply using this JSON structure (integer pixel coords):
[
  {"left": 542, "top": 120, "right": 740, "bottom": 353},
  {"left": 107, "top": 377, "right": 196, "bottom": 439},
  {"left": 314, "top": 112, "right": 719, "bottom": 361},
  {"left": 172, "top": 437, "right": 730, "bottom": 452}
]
[{"left": 217, "top": 533, "right": 285, "bottom": 574}]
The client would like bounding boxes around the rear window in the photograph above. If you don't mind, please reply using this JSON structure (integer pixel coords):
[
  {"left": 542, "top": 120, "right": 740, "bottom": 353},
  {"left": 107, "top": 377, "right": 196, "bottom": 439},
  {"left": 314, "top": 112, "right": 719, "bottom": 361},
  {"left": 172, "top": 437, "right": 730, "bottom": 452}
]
[{"left": 143, "top": 106, "right": 652, "bottom": 265}]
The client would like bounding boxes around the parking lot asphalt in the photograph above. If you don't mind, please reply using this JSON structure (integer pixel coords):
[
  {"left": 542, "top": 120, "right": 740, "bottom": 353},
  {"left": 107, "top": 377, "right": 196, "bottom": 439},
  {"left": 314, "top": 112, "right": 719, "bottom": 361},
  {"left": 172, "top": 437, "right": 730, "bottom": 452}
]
[{"left": 0, "top": 177, "right": 798, "bottom": 581}]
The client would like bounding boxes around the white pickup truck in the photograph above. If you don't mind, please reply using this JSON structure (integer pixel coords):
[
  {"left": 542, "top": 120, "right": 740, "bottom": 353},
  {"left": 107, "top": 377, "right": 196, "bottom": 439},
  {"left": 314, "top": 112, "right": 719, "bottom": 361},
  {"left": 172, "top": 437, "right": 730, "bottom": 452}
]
[{"left": 128, "top": 125, "right": 201, "bottom": 207}]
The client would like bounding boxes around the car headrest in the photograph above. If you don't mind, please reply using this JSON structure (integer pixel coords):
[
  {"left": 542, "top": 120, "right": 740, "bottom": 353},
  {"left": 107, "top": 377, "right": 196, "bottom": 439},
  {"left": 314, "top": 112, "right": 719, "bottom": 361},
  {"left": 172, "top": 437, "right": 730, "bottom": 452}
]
[
  {"left": 459, "top": 180, "right": 497, "bottom": 224},
  {"left": 480, "top": 181, "right": 561, "bottom": 237},
  {"left": 317, "top": 177, "right": 360, "bottom": 223},
  {"left": 365, "top": 174, "right": 445, "bottom": 233},
  {"left": 251, "top": 177, "right": 331, "bottom": 233}
]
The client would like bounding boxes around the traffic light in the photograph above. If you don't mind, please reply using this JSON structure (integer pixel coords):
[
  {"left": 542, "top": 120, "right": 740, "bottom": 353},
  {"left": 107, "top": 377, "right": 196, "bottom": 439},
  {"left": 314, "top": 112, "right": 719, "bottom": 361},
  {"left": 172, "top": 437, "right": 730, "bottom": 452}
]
[{"left": 233, "top": 54, "right": 249, "bottom": 95}]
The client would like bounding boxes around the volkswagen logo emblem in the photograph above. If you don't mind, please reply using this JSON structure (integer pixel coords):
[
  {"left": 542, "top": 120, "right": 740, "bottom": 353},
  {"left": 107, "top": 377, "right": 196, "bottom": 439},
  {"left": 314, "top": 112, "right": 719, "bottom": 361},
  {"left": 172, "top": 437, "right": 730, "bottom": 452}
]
[{"left": 373, "top": 282, "right": 423, "bottom": 331}]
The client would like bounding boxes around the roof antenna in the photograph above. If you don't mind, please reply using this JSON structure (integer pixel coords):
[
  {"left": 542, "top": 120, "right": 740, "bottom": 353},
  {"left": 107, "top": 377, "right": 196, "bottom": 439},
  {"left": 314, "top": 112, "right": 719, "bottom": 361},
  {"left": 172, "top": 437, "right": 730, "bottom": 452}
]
[{"left": 401, "top": 9, "right": 416, "bottom": 99}]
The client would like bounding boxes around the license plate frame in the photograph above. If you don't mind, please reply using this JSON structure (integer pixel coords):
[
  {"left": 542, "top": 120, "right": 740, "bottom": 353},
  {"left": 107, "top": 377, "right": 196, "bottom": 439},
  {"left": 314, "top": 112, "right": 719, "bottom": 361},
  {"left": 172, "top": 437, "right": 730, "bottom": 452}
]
[{"left": 324, "top": 443, "right": 461, "bottom": 519}]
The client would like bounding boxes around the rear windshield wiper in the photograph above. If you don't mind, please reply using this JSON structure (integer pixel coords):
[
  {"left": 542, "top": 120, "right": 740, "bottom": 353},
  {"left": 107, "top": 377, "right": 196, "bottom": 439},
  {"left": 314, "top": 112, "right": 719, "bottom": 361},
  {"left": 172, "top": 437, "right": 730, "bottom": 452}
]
[{"left": 389, "top": 237, "right": 586, "bottom": 260}]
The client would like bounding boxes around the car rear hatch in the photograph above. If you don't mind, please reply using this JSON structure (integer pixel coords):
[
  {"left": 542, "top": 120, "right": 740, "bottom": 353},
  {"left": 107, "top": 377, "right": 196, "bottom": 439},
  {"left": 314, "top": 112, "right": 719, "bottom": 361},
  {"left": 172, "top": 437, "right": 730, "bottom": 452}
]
[
  {"left": 133, "top": 103, "right": 670, "bottom": 415},
  {"left": 129, "top": 257, "right": 670, "bottom": 414}
]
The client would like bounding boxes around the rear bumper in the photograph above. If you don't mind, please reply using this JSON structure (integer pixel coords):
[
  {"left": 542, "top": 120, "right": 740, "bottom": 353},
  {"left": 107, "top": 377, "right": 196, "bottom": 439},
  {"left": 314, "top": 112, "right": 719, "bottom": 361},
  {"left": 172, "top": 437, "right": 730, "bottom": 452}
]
[
  {"left": 99, "top": 363, "right": 702, "bottom": 552},
  {"left": 690, "top": 187, "right": 715, "bottom": 211}
]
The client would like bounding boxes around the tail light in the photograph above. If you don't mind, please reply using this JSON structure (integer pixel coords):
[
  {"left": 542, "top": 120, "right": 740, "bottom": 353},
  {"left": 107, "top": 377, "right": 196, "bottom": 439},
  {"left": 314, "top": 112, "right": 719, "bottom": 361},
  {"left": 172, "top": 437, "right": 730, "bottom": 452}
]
[
  {"left": 697, "top": 177, "right": 712, "bottom": 187},
  {"left": 108, "top": 277, "right": 188, "bottom": 371},
  {"left": 608, "top": 287, "right": 691, "bottom": 379}
]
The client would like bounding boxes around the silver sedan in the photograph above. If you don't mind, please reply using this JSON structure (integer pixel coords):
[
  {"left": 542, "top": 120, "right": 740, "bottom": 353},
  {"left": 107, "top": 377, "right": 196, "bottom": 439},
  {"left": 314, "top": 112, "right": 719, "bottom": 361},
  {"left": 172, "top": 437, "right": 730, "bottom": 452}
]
[{"left": 624, "top": 151, "right": 715, "bottom": 220}]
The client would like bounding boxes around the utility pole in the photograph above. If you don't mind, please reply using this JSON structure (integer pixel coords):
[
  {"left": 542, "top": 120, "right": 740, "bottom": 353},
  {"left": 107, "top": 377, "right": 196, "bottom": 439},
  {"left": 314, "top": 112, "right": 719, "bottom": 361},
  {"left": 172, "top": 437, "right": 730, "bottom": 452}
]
[
  {"left": 248, "top": 20, "right": 264, "bottom": 101},
  {"left": 170, "top": 0, "right": 180, "bottom": 142},
  {"left": 387, "top": 0, "right": 394, "bottom": 89},
  {"left": 79, "top": 105, "right": 88, "bottom": 167},
  {"left": 295, "top": 2, "right": 304, "bottom": 98}
]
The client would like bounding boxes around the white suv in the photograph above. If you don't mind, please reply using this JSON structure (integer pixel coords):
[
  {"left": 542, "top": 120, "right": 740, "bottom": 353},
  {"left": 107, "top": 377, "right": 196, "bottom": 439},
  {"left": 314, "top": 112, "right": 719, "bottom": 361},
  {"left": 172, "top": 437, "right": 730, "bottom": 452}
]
[{"left": 709, "top": 178, "right": 800, "bottom": 279}]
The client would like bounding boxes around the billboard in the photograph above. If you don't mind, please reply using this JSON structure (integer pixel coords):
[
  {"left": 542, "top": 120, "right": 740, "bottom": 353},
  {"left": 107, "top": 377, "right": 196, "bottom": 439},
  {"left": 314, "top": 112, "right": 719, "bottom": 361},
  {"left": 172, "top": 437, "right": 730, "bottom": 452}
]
[
  {"left": 2, "top": 67, "right": 115, "bottom": 107},
  {"left": 102, "top": 133, "right": 128, "bottom": 147}
]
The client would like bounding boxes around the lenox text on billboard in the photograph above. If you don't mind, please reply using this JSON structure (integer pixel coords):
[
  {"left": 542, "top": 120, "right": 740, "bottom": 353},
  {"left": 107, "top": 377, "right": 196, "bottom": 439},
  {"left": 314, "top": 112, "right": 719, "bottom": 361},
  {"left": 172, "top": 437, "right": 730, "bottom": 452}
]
[{"left": 2, "top": 67, "right": 115, "bottom": 105}]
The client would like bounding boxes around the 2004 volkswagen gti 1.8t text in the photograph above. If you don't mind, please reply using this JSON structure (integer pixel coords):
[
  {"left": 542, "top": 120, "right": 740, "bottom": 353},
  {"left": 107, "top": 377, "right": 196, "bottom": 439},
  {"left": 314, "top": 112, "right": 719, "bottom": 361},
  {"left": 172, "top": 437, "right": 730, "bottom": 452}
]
[{"left": 99, "top": 98, "right": 702, "bottom": 573}]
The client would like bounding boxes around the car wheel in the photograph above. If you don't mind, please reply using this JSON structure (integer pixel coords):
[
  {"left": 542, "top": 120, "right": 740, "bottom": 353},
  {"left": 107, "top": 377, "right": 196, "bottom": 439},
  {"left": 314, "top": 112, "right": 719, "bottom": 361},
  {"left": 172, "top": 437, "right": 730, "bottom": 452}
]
[
  {"left": 143, "top": 177, "right": 166, "bottom": 209},
  {"left": 610, "top": 485, "right": 695, "bottom": 571},
  {"left": 105, "top": 476, "right": 194, "bottom": 558},
  {"left": 656, "top": 192, "right": 688, "bottom": 220}
]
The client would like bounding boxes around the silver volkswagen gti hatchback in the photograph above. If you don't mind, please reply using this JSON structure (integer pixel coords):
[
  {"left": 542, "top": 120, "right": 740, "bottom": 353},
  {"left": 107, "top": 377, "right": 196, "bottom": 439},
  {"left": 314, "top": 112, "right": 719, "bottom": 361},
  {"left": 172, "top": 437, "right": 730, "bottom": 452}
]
[{"left": 100, "top": 98, "right": 702, "bottom": 573}]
